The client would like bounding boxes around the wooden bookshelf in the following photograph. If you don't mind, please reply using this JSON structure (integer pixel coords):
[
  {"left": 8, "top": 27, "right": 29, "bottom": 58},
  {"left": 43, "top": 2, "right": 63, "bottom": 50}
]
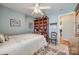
[{"left": 34, "top": 16, "right": 49, "bottom": 42}]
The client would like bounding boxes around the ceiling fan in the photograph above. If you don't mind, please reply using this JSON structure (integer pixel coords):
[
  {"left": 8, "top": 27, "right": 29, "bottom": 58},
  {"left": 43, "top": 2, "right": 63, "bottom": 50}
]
[{"left": 26, "top": 3, "right": 51, "bottom": 15}]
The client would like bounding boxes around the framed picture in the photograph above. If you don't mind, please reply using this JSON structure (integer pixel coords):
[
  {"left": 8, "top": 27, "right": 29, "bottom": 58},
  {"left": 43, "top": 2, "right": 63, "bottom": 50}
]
[
  {"left": 28, "top": 22, "right": 33, "bottom": 29},
  {"left": 10, "top": 19, "right": 21, "bottom": 27}
]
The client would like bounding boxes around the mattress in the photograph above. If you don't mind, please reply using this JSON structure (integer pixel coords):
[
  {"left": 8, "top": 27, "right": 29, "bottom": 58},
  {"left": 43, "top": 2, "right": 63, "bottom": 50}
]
[{"left": 0, "top": 34, "right": 47, "bottom": 55}]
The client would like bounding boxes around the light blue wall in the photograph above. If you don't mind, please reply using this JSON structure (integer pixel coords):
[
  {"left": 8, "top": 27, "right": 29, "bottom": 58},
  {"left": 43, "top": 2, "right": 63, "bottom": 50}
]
[
  {"left": 25, "top": 16, "right": 34, "bottom": 33},
  {"left": 48, "top": 15, "right": 58, "bottom": 38},
  {"left": 48, "top": 15, "right": 59, "bottom": 44},
  {"left": 0, "top": 5, "right": 34, "bottom": 35}
]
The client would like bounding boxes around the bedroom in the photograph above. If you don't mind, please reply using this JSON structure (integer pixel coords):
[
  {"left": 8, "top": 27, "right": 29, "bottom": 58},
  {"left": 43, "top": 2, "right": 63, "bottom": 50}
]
[{"left": 0, "top": 3, "right": 79, "bottom": 55}]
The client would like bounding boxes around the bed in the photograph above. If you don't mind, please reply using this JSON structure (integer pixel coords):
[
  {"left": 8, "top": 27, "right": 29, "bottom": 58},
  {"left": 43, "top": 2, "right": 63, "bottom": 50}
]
[{"left": 0, "top": 34, "right": 47, "bottom": 55}]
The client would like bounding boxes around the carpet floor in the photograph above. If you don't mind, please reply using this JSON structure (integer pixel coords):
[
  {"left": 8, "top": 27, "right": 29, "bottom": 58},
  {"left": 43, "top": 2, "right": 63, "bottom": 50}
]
[{"left": 33, "top": 45, "right": 67, "bottom": 55}]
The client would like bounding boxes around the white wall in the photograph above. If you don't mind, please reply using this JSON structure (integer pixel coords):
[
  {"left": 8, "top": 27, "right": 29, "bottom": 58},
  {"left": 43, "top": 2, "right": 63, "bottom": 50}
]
[{"left": 0, "top": 6, "right": 34, "bottom": 35}]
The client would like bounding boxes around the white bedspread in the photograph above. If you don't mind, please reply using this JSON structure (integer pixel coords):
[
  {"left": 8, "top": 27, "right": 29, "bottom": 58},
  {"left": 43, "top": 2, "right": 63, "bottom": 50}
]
[{"left": 0, "top": 34, "right": 47, "bottom": 55}]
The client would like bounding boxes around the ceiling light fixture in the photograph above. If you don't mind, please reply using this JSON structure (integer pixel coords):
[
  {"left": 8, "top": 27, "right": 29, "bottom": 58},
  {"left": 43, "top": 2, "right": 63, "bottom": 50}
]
[{"left": 26, "top": 3, "right": 51, "bottom": 16}]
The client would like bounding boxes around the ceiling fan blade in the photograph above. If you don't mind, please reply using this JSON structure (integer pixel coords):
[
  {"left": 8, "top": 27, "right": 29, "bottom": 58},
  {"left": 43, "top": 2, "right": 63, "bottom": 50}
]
[
  {"left": 32, "top": 9, "right": 38, "bottom": 15},
  {"left": 39, "top": 6, "right": 51, "bottom": 9},
  {"left": 37, "top": 9, "right": 44, "bottom": 15}
]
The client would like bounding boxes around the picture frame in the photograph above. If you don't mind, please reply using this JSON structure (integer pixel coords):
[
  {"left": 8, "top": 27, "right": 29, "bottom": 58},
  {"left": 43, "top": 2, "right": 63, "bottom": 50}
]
[
  {"left": 28, "top": 22, "right": 33, "bottom": 29},
  {"left": 10, "top": 19, "right": 21, "bottom": 27}
]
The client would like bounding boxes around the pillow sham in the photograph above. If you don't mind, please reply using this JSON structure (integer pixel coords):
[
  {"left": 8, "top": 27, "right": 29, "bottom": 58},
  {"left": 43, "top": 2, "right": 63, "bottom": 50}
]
[
  {"left": 4, "top": 35, "right": 9, "bottom": 41},
  {"left": 0, "top": 33, "right": 9, "bottom": 43},
  {"left": 0, "top": 33, "right": 5, "bottom": 43}
]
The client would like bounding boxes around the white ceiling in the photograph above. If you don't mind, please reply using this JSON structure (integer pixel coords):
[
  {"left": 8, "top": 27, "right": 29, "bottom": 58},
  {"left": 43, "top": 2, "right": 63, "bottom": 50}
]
[{"left": 0, "top": 3, "right": 77, "bottom": 17}]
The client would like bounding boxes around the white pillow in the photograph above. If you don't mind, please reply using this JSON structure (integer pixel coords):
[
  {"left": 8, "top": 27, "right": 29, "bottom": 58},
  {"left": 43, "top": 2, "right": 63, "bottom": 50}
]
[
  {"left": 4, "top": 35, "right": 9, "bottom": 41},
  {"left": 0, "top": 34, "right": 5, "bottom": 43}
]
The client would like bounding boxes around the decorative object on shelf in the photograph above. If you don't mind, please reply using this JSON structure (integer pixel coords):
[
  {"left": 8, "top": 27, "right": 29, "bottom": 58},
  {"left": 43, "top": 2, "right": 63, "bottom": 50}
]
[
  {"left": 10, "top": 19, "right": 21, "bottom": 27},
  {"left": 40, "top": 26, "right": 43, "bottom": 29}
]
